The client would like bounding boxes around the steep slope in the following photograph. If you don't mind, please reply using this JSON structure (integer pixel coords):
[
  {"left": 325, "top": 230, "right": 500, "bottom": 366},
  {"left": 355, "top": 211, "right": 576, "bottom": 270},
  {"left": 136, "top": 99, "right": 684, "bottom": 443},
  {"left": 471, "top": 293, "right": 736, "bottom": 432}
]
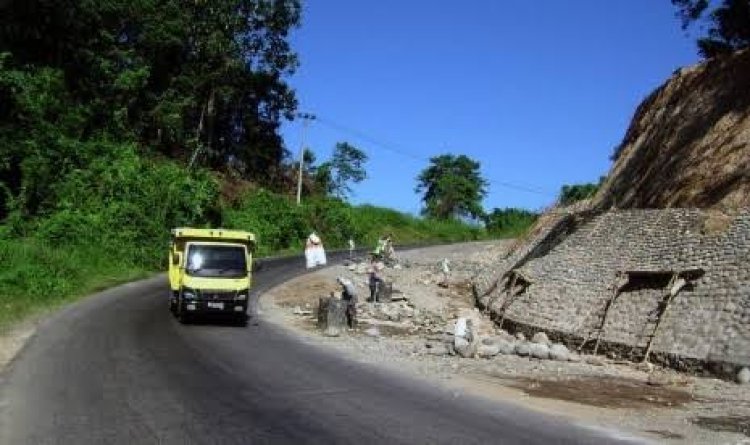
[{"left": 593, "top": 49, "right": 750, "bottom": 210}]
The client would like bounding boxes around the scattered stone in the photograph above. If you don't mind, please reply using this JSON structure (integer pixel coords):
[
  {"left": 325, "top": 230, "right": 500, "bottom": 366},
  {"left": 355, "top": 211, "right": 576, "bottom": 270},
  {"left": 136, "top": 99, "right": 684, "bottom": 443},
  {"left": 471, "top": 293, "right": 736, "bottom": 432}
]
[
  {"left": 529, "top": 343, "right": 550, "bottom": 360},
  {"left": 364, "top": 327, "right": 380, "bottom": 337},
  {"left": 737, "top": 367, "right": 750, "bottom": 385},
  {"left": 515, "top": 332, "right": 526, "bottom": 341},
  {"left": 531, "top": 332, "right": 550, "bottom": 345},
  {"left": 549, "top": 343, "right": 569, "bottom": 361},
  {"left": 567, "top": 352, "right": 582, "bottom": 363},
  {"left": 425, "top": 343, "right": 451, "bottom": 356},
  {"left": 293, "top": 305, "right": 313, "bottom": 316},
  {"left": 477, "top": 343, "right": 500, "bottom": 358}
]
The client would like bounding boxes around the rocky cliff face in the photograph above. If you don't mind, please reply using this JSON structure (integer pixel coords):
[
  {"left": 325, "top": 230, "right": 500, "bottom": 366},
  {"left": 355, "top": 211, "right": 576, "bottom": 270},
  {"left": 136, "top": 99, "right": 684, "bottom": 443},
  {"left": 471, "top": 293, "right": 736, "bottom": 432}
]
[{"left": 593, "top": 49, "right": 750, "bottom": 210}]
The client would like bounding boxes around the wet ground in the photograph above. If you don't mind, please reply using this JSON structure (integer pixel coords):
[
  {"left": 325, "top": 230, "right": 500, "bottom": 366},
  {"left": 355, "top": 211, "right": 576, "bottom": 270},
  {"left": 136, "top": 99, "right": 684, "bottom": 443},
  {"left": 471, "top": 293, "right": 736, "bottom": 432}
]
[
  {"left": 691, "top": 415, "right": 750, "bottom": 437},
  {"left": 503, "top": 375, "right": 694, "bottom": 409}
]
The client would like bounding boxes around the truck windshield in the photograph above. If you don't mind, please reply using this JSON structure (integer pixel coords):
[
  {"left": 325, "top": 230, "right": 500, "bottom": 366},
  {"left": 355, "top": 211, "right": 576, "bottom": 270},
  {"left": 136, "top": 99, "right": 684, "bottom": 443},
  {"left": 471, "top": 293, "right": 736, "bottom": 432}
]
[{"left": 186, "top": 244, "right": 247, "bottom": 278}]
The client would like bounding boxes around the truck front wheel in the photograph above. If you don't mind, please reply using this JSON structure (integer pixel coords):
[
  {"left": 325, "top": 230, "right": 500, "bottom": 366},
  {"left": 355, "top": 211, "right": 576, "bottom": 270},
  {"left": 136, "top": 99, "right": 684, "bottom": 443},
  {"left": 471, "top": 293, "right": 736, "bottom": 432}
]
[
  {"left": 176, "top": 296, "right": 191, "bottom": 324},
  {"left": 169, "top": 292, "right": 178, "bottom": 315}
]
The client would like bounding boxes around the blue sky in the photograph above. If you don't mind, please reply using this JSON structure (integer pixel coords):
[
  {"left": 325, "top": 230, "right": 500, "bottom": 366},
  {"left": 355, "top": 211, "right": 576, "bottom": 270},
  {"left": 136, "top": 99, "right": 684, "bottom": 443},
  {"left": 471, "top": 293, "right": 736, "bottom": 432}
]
[{"left": 279, "top": 1, "right": 700, "bottom": 215}]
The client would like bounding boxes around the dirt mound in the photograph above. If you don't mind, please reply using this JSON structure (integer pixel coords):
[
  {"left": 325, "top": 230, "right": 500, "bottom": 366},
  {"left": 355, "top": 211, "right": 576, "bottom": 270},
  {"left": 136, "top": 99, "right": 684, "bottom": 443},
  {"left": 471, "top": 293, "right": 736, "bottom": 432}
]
[{"left": 593, "top": 49, "right": 750, "bottom": 210}]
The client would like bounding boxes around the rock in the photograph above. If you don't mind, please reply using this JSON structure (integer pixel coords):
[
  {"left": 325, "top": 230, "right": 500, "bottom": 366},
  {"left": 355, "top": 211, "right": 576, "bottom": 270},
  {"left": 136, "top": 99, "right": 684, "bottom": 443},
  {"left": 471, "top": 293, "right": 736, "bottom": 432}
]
[
  {"left": 529, "top": 343, "right": 550, "bottom": 359},
  {"left": 583, "top": 355, "right": 606, "bottom": 366},
  {"left": 738, "top": 367, "right": 750, "bottom": 384},
  {"left": 497, "top": 340, "right": 516, "bottom": 355},
  {"left": 477, "top": 343, "right": 500, "bottom": 358},
  {"left": 515, "top": 332, "right": 526, "bottom": 341},
  {"left": 567, "top": 353, "right": 582, "bottom": 363},
  {"left": 549, "top": 344, "right": 569, "bottom": 361},
  {"left": 647, "top": 372, "right": 672, "bottom": 387},
  {"left": 634, "top": 362, "right": 654, "bottom": 373},
  {"left": 481, "top": 337, "right": 497, "bottom": 346},
  {"left": 293, "top": 305, "right": 312, "bottom": 316},
  {"left": 454, "top": 337, "right": 475, "bottom": 358},
  {"left": 364, "top": 327, "right": 380, "bottom": 337},
  {"left": 531, "top": 332, "right": 550, "bottom": 345},
  {"left": 515, "top": 342, "right": 530, "bottom": 357}
]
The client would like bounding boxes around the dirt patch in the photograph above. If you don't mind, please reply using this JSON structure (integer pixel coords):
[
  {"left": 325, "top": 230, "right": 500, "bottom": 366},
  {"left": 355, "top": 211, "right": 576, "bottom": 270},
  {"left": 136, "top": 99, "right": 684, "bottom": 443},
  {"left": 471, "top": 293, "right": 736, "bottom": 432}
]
[
  {"left": 701, "top": 209, "right": 736, "bottom": 235},
  {"left": 273, "top": 275, "right": 337, "bottom": 309},
  {"left": 691, "top": 415, "right": 750, "bottom": 437},
  {"left": 506, "top": 376, "right": 693, "bottom": 409}
]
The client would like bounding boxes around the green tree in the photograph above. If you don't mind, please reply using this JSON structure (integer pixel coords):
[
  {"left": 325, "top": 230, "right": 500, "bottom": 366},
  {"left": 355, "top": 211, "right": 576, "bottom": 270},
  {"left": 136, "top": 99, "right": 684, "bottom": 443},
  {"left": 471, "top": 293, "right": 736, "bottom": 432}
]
[
  {"left": 0, "top": 0, "right": 301, "bottom": 179},
  {"left": 415, "top": 154, "right": 488, "bottom": 220},
  {"left": 483, "top": 208, "right": 538, "bottom": 237},
  {"left": 558, "top": 177, "right": 604, "bottom": 206},
  {"left": 324, "top": 142, "right": 368, "bottom": 198},
  {"left": 672, "top": 0, "right": 750, "bottom": 58}
]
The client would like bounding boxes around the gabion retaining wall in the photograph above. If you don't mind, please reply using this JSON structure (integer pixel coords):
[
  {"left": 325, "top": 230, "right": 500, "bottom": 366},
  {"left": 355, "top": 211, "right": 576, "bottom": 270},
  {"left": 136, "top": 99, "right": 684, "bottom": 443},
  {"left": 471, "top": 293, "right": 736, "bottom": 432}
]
[{"left": 474, "top": 208, "right": 750, "bottom": 372}]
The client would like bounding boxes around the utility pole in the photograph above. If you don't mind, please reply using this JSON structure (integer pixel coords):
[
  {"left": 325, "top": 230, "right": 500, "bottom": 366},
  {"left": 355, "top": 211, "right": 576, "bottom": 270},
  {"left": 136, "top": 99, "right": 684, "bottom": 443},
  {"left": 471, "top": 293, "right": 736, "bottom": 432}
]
[{"left": 296, "top": 112, "right": 316, "bottom": 205}]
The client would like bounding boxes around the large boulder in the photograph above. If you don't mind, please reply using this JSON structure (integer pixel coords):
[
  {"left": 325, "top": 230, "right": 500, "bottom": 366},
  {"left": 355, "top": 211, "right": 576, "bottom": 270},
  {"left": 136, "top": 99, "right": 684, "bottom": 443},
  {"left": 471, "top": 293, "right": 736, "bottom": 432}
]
[
  {"left": 738, "top": 367, "right": 750, "bottom": 385},
  {"left": 549, "top": 344, "right": 570, "bottom": 361},
  {"left": 497, "top": 340, "right": 516, "bottom": 355},
  {"left": 529, "top": 343, "right": 550, "bottom": 360},
  {"left": 477, "top": 343, "right": 500, "bottom": 358},
  {"left": 454, "top": 337, "right": 475, "bottom": 358},
  {"left": 531, "top": 332, "right": 550, "bottom": 345},
  {"left": 515, "top": 342, "right": 530, "bottom": 357}
]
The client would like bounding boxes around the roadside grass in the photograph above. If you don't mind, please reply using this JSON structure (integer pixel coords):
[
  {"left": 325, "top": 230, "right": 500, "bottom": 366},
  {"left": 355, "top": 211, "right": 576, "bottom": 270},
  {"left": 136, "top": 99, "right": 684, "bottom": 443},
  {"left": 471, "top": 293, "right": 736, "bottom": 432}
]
[{"left": 0, "top": 238, "right": 151, "bottom": 331}]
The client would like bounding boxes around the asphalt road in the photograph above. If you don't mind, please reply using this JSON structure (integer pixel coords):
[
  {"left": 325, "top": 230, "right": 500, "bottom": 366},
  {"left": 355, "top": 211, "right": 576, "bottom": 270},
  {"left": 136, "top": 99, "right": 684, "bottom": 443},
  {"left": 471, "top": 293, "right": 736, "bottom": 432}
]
[{"left": 0, "top": 252, "right": 640, "bottom": 444}]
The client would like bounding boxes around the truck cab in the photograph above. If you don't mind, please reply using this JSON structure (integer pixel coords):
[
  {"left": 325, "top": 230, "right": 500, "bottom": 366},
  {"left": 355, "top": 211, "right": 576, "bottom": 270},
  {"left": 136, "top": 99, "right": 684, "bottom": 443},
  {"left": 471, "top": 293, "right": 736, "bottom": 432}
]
[{"left": 169, "top": 228, "right": 256, "bottom": 325}]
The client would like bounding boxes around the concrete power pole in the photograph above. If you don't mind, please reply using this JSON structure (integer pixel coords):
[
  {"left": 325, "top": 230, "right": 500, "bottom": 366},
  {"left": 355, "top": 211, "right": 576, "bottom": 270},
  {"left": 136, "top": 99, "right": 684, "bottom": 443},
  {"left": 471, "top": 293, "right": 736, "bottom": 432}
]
[{"left": 296, "top": 113, "right": 316, "bottom": 205}]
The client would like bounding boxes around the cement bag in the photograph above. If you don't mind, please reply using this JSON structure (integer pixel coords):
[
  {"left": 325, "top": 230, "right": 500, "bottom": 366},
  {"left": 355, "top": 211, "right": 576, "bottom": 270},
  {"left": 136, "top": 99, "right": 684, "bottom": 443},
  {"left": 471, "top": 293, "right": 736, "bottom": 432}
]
[
  {"left": 316, "top": 245, "right": 327, "bottom": 266},
  {"left": 305, "top": 247, "right": 316, "bottom": 269},
  {"left": 305, "top": 246, "right": 327, "bottom": 268}
]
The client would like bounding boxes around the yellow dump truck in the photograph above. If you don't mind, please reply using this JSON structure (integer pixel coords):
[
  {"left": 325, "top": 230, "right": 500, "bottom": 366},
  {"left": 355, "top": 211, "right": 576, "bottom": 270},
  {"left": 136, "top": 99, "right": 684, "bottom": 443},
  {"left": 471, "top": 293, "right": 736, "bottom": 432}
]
[{"left": 169, "top": 227, "right": 256, "bottom": 324}]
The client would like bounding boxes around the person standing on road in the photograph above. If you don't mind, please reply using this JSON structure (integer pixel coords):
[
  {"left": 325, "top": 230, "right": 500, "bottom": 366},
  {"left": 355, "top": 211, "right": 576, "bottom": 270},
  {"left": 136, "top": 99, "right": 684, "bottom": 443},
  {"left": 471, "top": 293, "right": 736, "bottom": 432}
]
[
  {"left": 368, "top": 267, "right": 384, "bottom": 302},
  {"left": 348, "top": 238, "right": 355, "bottom": 259}
]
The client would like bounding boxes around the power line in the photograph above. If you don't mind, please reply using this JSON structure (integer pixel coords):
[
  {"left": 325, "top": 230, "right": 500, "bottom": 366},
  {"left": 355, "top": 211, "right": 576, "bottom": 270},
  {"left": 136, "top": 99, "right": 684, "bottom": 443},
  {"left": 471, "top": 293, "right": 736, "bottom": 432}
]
[{"left": 313, "top": 114, "right": 557, "bottom": 197}]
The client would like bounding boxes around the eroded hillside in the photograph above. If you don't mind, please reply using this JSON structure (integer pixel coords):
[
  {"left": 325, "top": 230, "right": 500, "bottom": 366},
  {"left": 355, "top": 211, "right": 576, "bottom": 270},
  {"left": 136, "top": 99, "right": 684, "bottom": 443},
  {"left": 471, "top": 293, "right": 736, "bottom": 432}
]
[{"left": 593, "top": 49, "right": 750, "bottom": 210}]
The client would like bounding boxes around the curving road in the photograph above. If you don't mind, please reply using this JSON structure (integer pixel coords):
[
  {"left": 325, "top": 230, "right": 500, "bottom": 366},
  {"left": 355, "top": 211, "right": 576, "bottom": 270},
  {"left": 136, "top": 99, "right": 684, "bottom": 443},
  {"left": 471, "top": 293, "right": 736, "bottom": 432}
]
[{"left": 0, "top": 253, "right": 639, "bottom": 444}]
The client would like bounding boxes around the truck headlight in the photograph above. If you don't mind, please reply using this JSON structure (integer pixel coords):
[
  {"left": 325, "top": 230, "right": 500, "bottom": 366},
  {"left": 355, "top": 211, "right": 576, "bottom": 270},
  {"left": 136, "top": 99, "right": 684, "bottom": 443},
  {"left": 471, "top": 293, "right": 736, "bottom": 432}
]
[
  {"left": 236, "top": 291, "right": 248, "bottom": 301},
  {"left": 183, "top": 289, "right": 197, "bottom": 300}
]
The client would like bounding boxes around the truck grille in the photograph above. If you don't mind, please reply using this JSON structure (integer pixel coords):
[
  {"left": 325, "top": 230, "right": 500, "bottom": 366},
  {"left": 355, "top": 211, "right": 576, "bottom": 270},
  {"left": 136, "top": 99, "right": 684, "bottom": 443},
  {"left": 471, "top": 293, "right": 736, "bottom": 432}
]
[{"left": 201, "top": 290, "right": 236, "bottom": 300}]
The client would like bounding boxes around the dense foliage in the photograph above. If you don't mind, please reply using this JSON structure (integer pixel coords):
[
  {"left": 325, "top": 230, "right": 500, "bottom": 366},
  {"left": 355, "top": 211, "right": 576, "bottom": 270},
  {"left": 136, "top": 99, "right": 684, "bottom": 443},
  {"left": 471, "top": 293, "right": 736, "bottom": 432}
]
[
  {"left": 483, "top": 208, "right": 538, "bottom": 237},
  {"left": 415, "top": 154, "right": 488, "bottom": 220},
  {"left": 672, "top": 0, "right": 750, "bottom": 58},
  {"left": 557, "top": 178, "right": 604, "bottom": 206},
  {"left": 0, "top": 0, "right": 301, "bottom": 182}
]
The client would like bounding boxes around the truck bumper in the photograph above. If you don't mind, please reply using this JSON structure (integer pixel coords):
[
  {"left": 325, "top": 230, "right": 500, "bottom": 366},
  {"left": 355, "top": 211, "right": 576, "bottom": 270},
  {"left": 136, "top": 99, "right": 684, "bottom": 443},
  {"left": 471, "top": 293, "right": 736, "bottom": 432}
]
[{"left": 181, "top": 300, "right": 247, "bottom": 317}]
